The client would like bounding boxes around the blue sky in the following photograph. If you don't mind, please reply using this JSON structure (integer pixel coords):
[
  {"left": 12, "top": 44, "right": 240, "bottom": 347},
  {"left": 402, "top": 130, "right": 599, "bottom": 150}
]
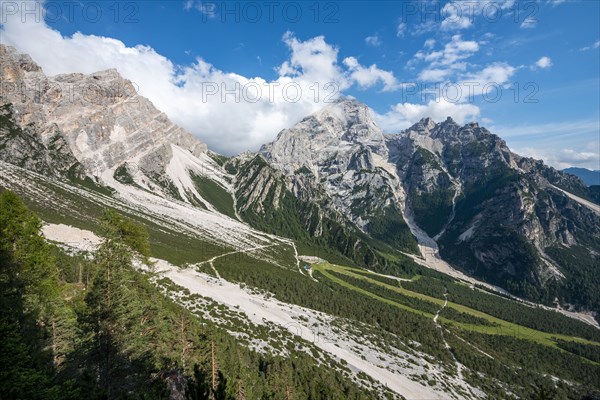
[{"left": 1, "top": 0, "right": 599, "bottom": 168}]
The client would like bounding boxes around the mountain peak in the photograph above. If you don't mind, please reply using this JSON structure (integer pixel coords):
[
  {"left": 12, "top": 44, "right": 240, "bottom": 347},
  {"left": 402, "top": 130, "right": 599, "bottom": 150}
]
[
  {"left": 444, "top": 116, "right": 457, "bottom": 124},
  {"left": 261, "top": 98, "right": 387, "bottom": 175},
  {"left": 0, "top": 45, "right": 207, "bottom": 175},
  {"left": 0, "top": 44, "right": 43, "bottom": 73},
  {"left": 311, "top": 98, "right": 372, "bottom": 127},
  {"left": 407, "top": 117, "right": 437, "bottom": 133}
]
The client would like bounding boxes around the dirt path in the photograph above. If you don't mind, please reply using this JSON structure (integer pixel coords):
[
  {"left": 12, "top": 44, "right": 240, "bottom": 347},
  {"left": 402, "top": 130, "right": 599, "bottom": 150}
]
[
  {"left": 194, "top": 243, "right": 280, "bottom": 278},
  {"left": 434, "top": 293, "right": 466, "bottom": 382}
]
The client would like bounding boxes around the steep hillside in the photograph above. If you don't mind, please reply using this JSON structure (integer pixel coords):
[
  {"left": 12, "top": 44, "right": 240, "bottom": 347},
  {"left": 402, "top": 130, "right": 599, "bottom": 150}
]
[{"left": 387, "top": 117, "right": 600, "bottom": 311}]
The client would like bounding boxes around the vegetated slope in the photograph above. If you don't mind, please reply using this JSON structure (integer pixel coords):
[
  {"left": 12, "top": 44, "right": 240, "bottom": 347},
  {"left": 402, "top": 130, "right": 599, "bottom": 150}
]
[
  {"left": 230, "top": 153, "right": 422, "bottom": 272},
  {"left": 0, "top": 191, "right": 380, "bottom": 400}
]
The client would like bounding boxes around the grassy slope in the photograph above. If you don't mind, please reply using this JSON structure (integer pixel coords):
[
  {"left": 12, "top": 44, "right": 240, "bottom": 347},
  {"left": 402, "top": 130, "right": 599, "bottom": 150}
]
[
  {"left": 190, "top": 172, "right": 237, "bottom": 219},
  {"left": 314, "top": 262, "right": 600, "bottom": 349}
]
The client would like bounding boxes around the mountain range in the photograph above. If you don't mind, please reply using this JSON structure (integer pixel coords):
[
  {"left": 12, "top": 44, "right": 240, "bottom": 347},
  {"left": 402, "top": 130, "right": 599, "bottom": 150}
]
[
  {"left": 2, "top": 44, "right": 600, "bottom": 399},
  {"left": 564, "top": 167, "right": 600, "bottom": 186}
]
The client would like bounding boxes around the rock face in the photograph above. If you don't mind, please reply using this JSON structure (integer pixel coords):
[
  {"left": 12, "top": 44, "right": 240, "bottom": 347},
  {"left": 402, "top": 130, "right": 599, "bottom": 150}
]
[
  {"left": 0, "top": 103, "right": 86, "bottom": 179},
  {"left": 261, "top": 99, "right": 418, "bottom": 254},
  {"left": 0, "top": 44, "right": 207, "bottom": 179},
  {"left": 259, "top": 98, "right": 600, "bottom": 311}
]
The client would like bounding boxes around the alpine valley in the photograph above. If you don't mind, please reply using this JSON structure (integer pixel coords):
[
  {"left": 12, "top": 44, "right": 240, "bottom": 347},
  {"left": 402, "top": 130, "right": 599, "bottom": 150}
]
[{"left": 1, "top": 45, "right": 599, "bottom": 400}]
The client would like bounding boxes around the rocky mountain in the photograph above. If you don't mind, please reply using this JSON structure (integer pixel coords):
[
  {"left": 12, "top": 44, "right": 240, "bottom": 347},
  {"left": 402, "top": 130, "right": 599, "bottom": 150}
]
[
  {"left": 4, "top": 39, "right": 598, "bottom": 313},
  {"left": 390, "top": 117, "right": 599, "bottom": 306},
  {"left": 259, "top": 100, "right": 419, "bottom": 255},
  {"left": 2, "top": 43, "right": 600, "bottom": 312},
  {"left": 0, "top": 44, "right": 277, "bottom": 256},
  {"left": 257, "top": 99, "right": 600, "bottom": 312},
  {"left": 0, "top": 45, "right": 215, "bottom": 200}
]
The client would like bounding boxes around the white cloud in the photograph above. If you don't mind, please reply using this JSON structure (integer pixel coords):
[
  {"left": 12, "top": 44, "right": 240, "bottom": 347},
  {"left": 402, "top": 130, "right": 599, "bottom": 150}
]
[
  {"left": 466, "top": 62, "right": 516, "bottom": 83},
  {"left": 520, "top": 16, "right": 537, "bottom": 29},
  {"left": 406, "top": 34, "right": 519, "bottom": 102},
  {"left": 396, "top": 22, "right": 407, "bottom": 38},
  {"left": 365, "top": 34, "right": 381, "bottom": 47},
  {"left": 410, "top": 20, "right": 438, "bottom": 36},
  {"left": 343, "top": 57, "right": 400, "bottom": 92},
  {"left": 374, "top": 99, "right": 480, "bottom": 132},
  {"left": 409, "top": 35, "right": 479, "bottom": 74},
  {"left": 409, "top": 35, "right": 481, "bottom": 84},
  {"left": 457, "top": 62, "right": 517, "bottom": 99},
  {"left": 493, "top": 119, "right": 600, "bottom": 169},
  {"left": 580, "top": 41, "right": 600, "bottom": 51},
  {"left": 418, "top": 68, "right": 453, "bottom": 82},
  {"left": 183, "top": 1, "right": 217, "bottom": 18},
  {"left": 426, "top": 35, "right": 479, "bottom": 67},
  {"left": 535, "top": 56, "right": 553, "bottom": 69},
  {"left": 404, "top": 0, "right": 521, "bottom": 36},
  {"left": 0, "top": 11, "right": 344, "bottom": 153},
  {"left": 514, "top": 147, "right": 599, "bottom": 170},
  {"left": 441, "top": 2, "right": 473, "bottom": 31},
  {"left": 277, "top": 31, "right": 347, "bottom": 86},
  {"left": 548, "top": 0, "right": 566, "bottom": 6}
]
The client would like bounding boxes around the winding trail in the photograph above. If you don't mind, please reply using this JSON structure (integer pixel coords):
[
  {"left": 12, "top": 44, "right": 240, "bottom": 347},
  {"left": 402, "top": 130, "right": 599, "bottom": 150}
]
[
  {"left": 284, "top": 238, "right": 303, "bottom": 275},
  {"left": 194, "top": 243, "right": 281, "bottom": 278},
  {"left": 434, "top": 292, "right": 465, "bottom": 382}
]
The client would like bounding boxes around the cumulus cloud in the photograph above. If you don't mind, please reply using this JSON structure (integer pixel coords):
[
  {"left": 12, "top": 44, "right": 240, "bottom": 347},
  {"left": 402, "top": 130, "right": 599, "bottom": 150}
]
[
  {"left": 416, "top": 35, "right": 479, "bottom": 68},
  {"left": 418, "top": 68, "right": 453, "bottom": 82},
  {"left": 534, "top": 56, "right": 553, "bottom": 69},
  {"left": 411, "top": 35, "right": 490, "bottom": 86},
  {"left": 439, "top": 0, "right": 517, "bottom": 32},
  {"left": 0, "top": 2, "right": 403, "bottom": 154},
  {"left": 343, "top": 57, "right": 400, "bottom": 92},
  {"left": 440, "top": 2, "right": 473, "bottom": 31},
  {"left": 374, "top": 99, "right": 480, "bottom": 132},
  {"left": 406, "top": 34, "right": 519, "bottom": 103},
  {"left": 464, "top": 62, "right": 516, "bottom": 84}
]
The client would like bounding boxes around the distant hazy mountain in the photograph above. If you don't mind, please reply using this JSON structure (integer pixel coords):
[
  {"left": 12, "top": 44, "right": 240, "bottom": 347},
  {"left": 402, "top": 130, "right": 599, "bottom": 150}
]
[{"left": 564, "top": 167, "right": 600, "bottom": 186}]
